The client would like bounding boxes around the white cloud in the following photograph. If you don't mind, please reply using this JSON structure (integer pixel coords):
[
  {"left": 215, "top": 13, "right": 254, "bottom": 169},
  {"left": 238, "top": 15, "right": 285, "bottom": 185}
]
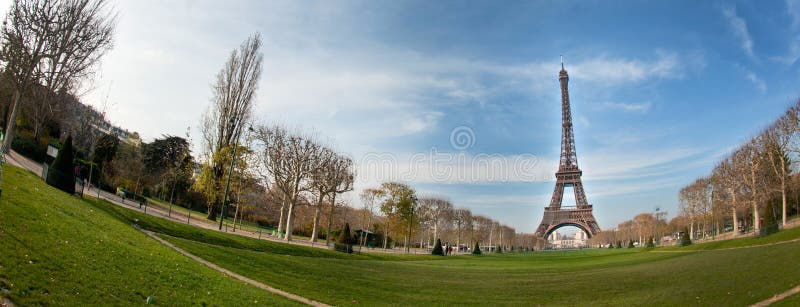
[
  {"left": 788, "top": 0, "right": 800, "bottom": 29},
  {"left": 722, "top": 5, "right": 755, "bottom": 57},
  {"left": 745, "top": 70, "right": 767, "bottom": 92},
  {"left": 596, "top": 101, "right": 653, "bottom": 113}
]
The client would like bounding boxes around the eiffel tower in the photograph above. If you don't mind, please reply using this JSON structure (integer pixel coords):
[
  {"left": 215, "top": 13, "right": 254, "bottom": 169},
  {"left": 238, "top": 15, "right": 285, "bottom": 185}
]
[{"left": 534, "top": 57, "right": 601, "bottom": 238}]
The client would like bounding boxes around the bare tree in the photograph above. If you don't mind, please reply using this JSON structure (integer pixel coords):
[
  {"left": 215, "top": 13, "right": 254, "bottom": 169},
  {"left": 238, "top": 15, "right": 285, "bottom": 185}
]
[
  {"left": 308, "top": 147, "right": 335, "bottom": 244},
  {"left": 419, "top": 197, "right": 454, "bottom": 246},
  {"left": 763, "top": 111, "right": 796, "bottom": 226},
  {"left": 359, "top": 188, "right": 383, "bottom": 246},
  {"left": 255, "top": 124, "right": 321, "bottom": 242},
  {"left": 1, "top": 0, "right": 116, "bottom": 149},
  {"left": 323, "top": 155, "right": 355, "bottom": 246},
  {"left": 453, "top": 208, "right": 472, "bottom": 251},
  {"left": 198, "top": 33, "right": 262, "bottom": 220}
]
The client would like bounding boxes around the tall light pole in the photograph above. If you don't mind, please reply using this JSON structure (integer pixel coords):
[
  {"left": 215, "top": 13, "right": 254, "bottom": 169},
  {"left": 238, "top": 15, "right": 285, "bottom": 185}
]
[
  {"left": 406, "top": 195, "right": 417, "bottom": 253},
  {"left": 219, "top": 118, "right": 247, "bottom": 231}
]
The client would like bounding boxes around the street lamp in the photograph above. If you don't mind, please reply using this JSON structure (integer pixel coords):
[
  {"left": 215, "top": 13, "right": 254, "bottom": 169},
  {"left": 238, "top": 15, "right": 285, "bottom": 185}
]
[
  {"left": 406, "top": 195, "right": 417, "bottom": 253},
  {"left": 219, "top": 118, "right": 251, "bottom": 231}
]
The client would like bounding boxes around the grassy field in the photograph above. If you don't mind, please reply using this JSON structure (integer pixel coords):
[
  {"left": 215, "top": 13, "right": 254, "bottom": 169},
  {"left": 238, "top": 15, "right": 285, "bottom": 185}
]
[
  {"left": 2, "top": 163, "right": 799, "bottom": 306},
  {"left": 0, "top": 165, "right": 300, "bottom": 306}
]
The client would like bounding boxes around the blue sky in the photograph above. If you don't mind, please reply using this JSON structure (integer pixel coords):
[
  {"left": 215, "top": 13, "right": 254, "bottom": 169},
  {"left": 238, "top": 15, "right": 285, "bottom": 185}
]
[{"left": 6, "top": 1, "right": 800, "bottom": 233}]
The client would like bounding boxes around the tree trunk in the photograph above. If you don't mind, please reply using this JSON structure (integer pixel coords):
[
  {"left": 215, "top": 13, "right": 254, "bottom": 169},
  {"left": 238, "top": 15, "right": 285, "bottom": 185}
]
[
  {"left": 733, "top": 207, "right": 738, "bottom": 235},
  {"left": 383, "top": 221, "right": 389, "bottom": 250},
  {"left": 310, "top": 205, "right": 321, "bottom": 244},
  {"left": 325, "top": 193, "right": 337, "bottom": 246},
  {"left": 285, "top": 199, "right": 296, "bottom": 242},
  {"left": 206, "top": 202, "right": 218, "bottom": 221},
  {"left": 433, "top": 222, "right": 438, "bottom": 247},
  {"left": 753, "top": 201, "right": 760, "bottom": 231},
  {"left": 232, "top": 204, "right": 240, "bottom": 232},
  {"left": 2, "top": 90, "right": 21, "bottom": 153},
  {"left": 782, "top": 177, "right": 787, "bottom": 226},
  {"left": 277, "top": 199, "right": 286, "bottom": 238}
]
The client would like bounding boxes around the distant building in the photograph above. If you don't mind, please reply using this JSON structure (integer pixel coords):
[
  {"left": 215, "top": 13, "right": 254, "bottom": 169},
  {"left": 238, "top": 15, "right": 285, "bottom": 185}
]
[{"left": 547, "top": 230, "right": 587, "bottom": 249}]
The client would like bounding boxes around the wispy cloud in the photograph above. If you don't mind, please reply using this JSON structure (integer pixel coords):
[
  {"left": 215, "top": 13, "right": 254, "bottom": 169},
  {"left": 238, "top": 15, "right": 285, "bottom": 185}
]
[
  {"left": 596, "top": 101, "right": 653, "bottom": 113},
  {"left": 722, "top": 5, "right": 755, "bottom": 57},
  {"left": 745, "top": 70, "right": 767, "bottom": 92}
]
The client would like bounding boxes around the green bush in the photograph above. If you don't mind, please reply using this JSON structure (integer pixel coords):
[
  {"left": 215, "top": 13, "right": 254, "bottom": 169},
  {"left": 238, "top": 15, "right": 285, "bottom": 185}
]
[
  {"left": 11, "top": 133, "right": 47, "bottom": 163},
  {"left": 627, "top": 240, "right": 634, "bottom": 248},
  {"left": 646, "top": 237, "right": 655, "bottom": 248},
  {"left": 432, "top": 238, "right": 444, "bottom": 256},
  {"left": 496, "top": 246, "right": 503, "bottom": 254},
  {"left": 46, "top": 136, "right": 75, "bottom": 194},
  {"left": 472, "top": 242, "right": 482, "bottom": 255},
  {"left": 616, "top": 241, "right": 622, "bottom": 248},
  {"left": 680, "top": 229, "right": 692, "bottom": 246}
]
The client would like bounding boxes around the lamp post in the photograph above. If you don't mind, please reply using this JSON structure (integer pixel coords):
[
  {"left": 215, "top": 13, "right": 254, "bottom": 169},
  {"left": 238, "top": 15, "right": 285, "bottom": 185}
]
[
  {"left": 406, "top": 195, "right": 417, "bottom": 253},
  {"left": 219, "top": 118, "right": 246, "bottom": 231}
]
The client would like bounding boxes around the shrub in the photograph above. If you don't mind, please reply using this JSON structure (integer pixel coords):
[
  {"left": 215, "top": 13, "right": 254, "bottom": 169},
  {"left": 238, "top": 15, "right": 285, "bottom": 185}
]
[
  {"left": 472, "top": 241, "right": 482, "bottom": 255},
  {"left": 680, "top": 229, "right": 692, "bottom": 246},
  {"left": 616, "top": 241, "right": 622, "bottom": 248},
  {"left": 431, "top": 238, "right": 444, "bottom": 256},
  {"left": 46, "top": 136, "right": 75, "bottom": 194},
  {"left": 11, "top": 133, "right": 47, "bottom": 163},
  {"left": 627, "top": 240, "right": 634, "bottom": 248},
  {"left": 646, "top": 237, "right": 655, "bottom": 248},
  {"left": 496, "top": 246, "right": 503, "bottom": 254},
  {"left": 608, "top": 243, "right": 614, "bottom": 249}
]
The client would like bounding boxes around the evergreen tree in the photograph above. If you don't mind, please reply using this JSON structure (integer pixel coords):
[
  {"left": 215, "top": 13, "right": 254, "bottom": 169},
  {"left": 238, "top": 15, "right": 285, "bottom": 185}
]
[
  {"left": 608, "top": 243, "right": 614, "bottom": 249},
  {"left": 46, "top": 136, "right": 75, "bottom": 194},
  {"left": 472, "top": 241, "right": 482, "bottom": 255},
  {"left": 646, "top": 236, "right": 655, "bottom": 248},
  {"left": 616, "top": 241, "right": 622, "bottom": 248},
  {"left": 432, "top": 238, "right": 444, "bottom": 256},
  {"left": 337, "top": 222, "right": 354, "bottom": 245},
  {"left": 496, "top": 246, "right": 503, "bottom": 253},
  {"left": 627, "top": 239, "right": 634, "bottom": 248}
]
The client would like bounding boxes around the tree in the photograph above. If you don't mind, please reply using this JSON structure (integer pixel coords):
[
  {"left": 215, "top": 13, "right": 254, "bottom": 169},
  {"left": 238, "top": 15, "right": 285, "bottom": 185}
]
[
  {"left": 377, "top": 182, "right": 415, "bottom": 249},
  {"left": 0, "top": 0, "right": 115, "bottom": 196},
  {"left": 359, "top": 188, "right": 383, "bottom": 246},
  {"left": 453, "top": 208, "right": 472, "bottom": 252},
  {"left": 431, "top": 238, "right": 444, "bottom": 256},
  {"left": 419, "top": 197, "right": 454, "bottom": 248},
  {"left": 46, "top": 135, "right": 75, "bottom": 194},
  {"left": 472, "top": 241, "right": 481, "bottom": 255},
  {"left": 198, "top": 33, "right": 262, "bottom": 221},
  {"left": 323, "top": 155, "right": 355, "bottom": 246},
  {"left": 255, "top": 125, "right": 322, "bottom": 242},
  {"left": 763, "top": 112, "right": 795, "bottom": 226},
  {"left": 92, "top": 133, "right": 119, "bottom": 167},
  {"left": 335, "top": 222, "right": 354, "bottom": 254},
  {"left": 646, "top": 237, "right": 654, "bottom": 248}
]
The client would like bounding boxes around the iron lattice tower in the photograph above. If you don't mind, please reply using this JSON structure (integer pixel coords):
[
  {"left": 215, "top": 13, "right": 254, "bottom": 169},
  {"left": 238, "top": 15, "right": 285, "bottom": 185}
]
[{"left": 534, "top": 58, "right": 601, "bottom": 238}]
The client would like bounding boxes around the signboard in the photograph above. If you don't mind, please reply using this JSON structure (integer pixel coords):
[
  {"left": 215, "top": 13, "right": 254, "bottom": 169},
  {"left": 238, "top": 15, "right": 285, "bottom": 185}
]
[{"left": 47, "top": 145, "right": 59, "bottom": 158}]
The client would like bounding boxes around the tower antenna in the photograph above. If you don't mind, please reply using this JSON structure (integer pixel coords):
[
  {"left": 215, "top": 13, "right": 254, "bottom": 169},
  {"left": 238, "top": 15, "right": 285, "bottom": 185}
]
[{"left": 560, "top": 55, "right": 564, "bottom": 70}]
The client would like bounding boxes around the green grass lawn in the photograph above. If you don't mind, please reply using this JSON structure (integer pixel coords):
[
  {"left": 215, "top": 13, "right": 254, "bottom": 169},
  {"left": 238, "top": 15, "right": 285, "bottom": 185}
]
[
  {"left": 2, "top": 163, "right": 799, "bottom": 306},
  {"left": 100, "top": 186, "right": 800, "bottom": 306},
  {"left": 0, "top": 165, "right": 300, "bottom": 306}
]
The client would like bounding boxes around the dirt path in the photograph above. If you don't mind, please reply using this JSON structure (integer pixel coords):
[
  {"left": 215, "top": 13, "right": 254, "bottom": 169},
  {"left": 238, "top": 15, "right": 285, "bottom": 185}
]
[
  {"left": 751, "top": 285, "right": 800, "bottom": 307},
  {"left": 140, "top": 229, "right": 331, "bottom": 307},
  {"left": 651, "top": 237, "right": 800, "bottom": 253}
]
